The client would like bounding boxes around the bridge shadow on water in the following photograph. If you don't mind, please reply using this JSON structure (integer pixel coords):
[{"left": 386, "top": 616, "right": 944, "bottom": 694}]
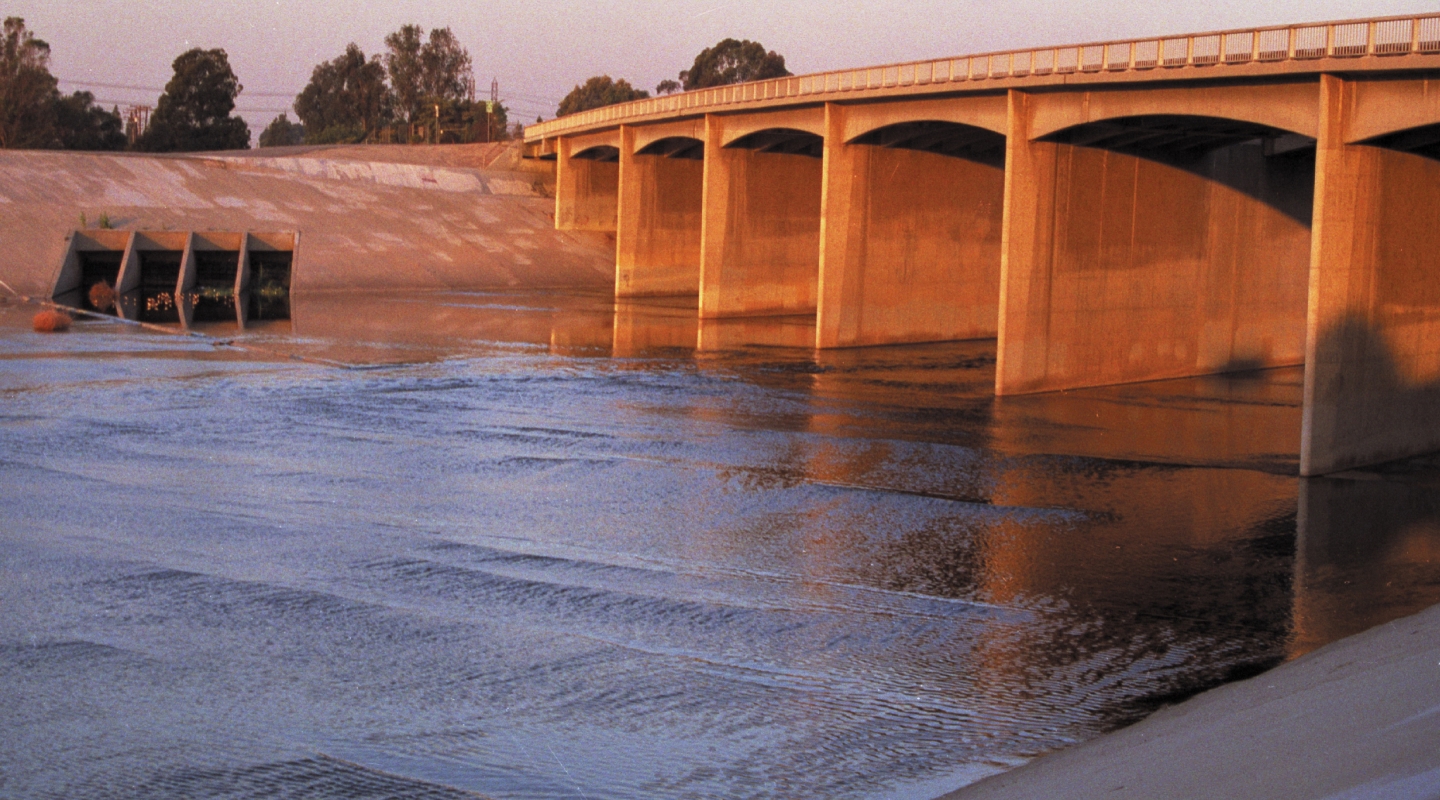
[{"left": 1307, "top": 310, "right": 1440, "bottom": 472}]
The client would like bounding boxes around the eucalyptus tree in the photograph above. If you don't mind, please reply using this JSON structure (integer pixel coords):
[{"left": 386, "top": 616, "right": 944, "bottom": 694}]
[
  {"left": 678, "top": 39, "right": 790, "bottom": 90},
  {"left": 293, "top": 44, "right": 392, "bottom": 144},
  {"left": 53, "top": 91, "right": 125, "bottom": 150},
  {"left": 384, "top": 24, "right": 473, "bottom": 123},
  {"left": 258, "top": 113, "right": 305, "bottom": 147},
  {"left": 556, "top": 76, "right": 648, "bottom": 117},
  {"left": 0, "top": 17, "right": 58, "bottom": 149},
  {"left": 139, "top": 48, "right": 250, "bottom": 151}
]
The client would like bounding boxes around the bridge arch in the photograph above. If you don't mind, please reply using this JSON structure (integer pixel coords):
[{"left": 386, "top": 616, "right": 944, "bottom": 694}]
[
  {"left": 840, "top": 96, "right": 1009, "bottom": 143},
  {"left": 572, "top": 144, "right": 620, "bottom": 162},
  {"left": 631, "top": 120, "right": 705, "bottom": 155},
  {"left": 636, "top": 136, "right": 704, "bottom": 160},
  {"left": 719, "top": 107, "right": 825, "bottom": 148},
  {"left": 1038, "top": 113, "right": 1315, "bottom": 224},
  {"left": 848, "top": 120, "right": 1006, "bottom": 167},
  {"left": 1040, "top": 114, "right": 1312, "bottom": 157},
  {"left": 1361, "top": 122, "right": 1440, "bottom": 162},
  {"left": 725, "top": 128, "right": 823, "bottom": 158},
  {"left": 1026, "top": 82, "right": 1319, "bottom": 142},
  {"left": 1341, "top": 80, "right": 1440, "bottom": 145}
]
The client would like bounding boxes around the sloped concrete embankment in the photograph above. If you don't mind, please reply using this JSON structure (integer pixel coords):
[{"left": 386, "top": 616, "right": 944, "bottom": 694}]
[
  {"left": 0, "top": 149, "right": 611, "bottom": 297},
  {"left": 941, "top": 601, "right": 1440, "bottom": 800}
]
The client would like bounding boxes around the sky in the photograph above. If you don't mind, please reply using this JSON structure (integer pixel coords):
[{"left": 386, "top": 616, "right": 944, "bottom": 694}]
[{"left": 14, "top": 0, "right": 1438, "bottom": 133}]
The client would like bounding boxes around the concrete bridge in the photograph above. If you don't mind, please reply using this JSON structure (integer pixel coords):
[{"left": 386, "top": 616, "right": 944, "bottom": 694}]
[{"left": 524, "top": 14, "right": 1440, "bottom": 477}]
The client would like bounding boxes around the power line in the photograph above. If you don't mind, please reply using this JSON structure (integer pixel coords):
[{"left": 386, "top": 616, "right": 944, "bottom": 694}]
[
  {"left": 85, "top": 97, "right": 293, "bottom": 116},
  {"left": 71, "top": 77, "right": 548, "bottom": 113},
  {"left": 502, "top": 91, "right": 563, "bottom": 104},
  {"left": 58, "top": 77, "right": 300, "bottom": 98}
]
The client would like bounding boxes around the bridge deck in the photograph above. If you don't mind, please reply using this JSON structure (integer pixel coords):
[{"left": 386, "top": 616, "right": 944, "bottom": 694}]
[{"left": 526, "top": 14, "right": 1440, "bottom": 143}]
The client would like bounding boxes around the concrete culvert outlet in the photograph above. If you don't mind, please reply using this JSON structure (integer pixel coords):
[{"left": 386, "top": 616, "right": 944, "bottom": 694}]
[
  {"left": 191, "top": 250, "right": 240, "bottom": 323},
  {"left": 137, "top": 250, "right": 183, "bottom": 324},
  {"left": 79, "top": 252, "right": 121, "bottom": 313},
  {"left": 246, "top": 252, "right": 292, "bottom": 321}
]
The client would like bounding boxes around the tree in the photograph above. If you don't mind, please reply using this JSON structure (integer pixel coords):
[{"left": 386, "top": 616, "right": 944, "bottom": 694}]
[
  {"left": 679, "top": 39, "right": 790, "bottom": 91},
  {"left": 384, "top": 24, "right": 473, "bottom": 123},
  {"left": 419, "top": 28, "right": 471, "bottom": 102},
  {"left": 0, "top": 17, "right": 58, "bottom": 149},
  {"left": 556, "top": 76, "right": 648, "bottom": 118},
  {"left": 655, "top": 79, "right": 681, "bottom": 96},
  {"left": 258, "top": 113, "right": 305, "bottom": 147},
  {"left": 52, "top": 91, "right": 125, "bottom": 150},
  {"left": 294, "top": 44, "right": 391, "bottom": 144},
  {"left": 139, "top": 48, "right": 249, "bottom": 152},
  {"left": 464, "top": 98, "right": 507, "bottom": 141},
  {"left": 414, "top": 98, "right": 509, "bottom": 144},
  {"left": 383, "top": 25, "right": 423, "bottom": 122}
]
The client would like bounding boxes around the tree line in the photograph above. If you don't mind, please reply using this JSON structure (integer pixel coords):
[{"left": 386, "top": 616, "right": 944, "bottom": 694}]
[
  {"left": 0, "top": 17, "right": 507, "bottom": 152},
  {"left": 554, "top": 38, "right": 791, "bottom": 118},
  {"left": 2, "top": 17, "right": 789, "bottom": 151},
  {"left": 271, "top": 24, "right": 507, "bottom": 147}
]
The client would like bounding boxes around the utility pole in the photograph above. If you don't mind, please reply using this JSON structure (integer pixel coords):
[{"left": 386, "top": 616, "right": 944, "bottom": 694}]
[
  {"left": 487, "top": 78, "right": 499, "bottom": 143},
  {"left": 125, "top": 105, "right": 152, "bottom": 146}
]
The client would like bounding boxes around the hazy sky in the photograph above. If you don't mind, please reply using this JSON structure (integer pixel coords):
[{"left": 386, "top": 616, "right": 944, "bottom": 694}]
[{"left": 15, "top": 0, "right": 1438, "bottom": 130}]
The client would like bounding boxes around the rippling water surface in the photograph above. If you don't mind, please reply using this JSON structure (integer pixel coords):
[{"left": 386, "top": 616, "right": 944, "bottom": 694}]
[{"left": 2, "top": 292, "right": 1439, "bottom": 800}]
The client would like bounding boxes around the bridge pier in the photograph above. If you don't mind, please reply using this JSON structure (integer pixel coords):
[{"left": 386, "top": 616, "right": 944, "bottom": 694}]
[
  {"left": 554, "top": 135, "right": 619, "bottom": 232},
  {"left": 1301, "top": 75, "right": 1440, "bottom": 475},
  {"left": 817, "top": 103, "right": 1005, "bottom": 349},
  {"left": 615, "top": 126, "right": 704, "bottom": 297},
  {"left": 996, "top": 88, "right": 1315, "bottom": 395},
  {"left": 699, "top": 114, "right": 823, "bottom": 318}
]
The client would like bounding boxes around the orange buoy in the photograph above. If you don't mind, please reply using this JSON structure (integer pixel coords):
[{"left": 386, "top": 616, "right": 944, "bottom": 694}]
[
  {"left": 88, "top": 282, "right": 117, "bottom": 313},
  {"left": 32, "top": 309, "right": 72, "bottom": 333}
]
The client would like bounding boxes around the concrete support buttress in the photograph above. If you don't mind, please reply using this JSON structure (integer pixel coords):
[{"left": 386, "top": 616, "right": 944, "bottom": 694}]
[
  {"left": 817, "top": 103, "right": 863, "bottom": 347},
  {"left": 175, "top": 232, "right": 198, "bottom": 328},
  {"left": 616, "top": 125, "right": 704, "bottom": 297},
  {"left": 51, "top": 233, "right": 82, "bottom": 302},
  {"left": 114, "top": 231, "right": 140, "bottom": 320},
  {"left": 817, "top": 104, "right": 1004, "bottom": 349},
  {"left": 699, "top": 114, "right": 823, "bottom": 318},
  {"left": 1300, "top": 75, "right": 1440, "bottom": 475},
  {"left": 996, "top": 90, "right": 1059, "bottom": 394},
  {"left": 236, "top": 232, "right": 252, "bottom": 328},
  {"left": 554, "top": 136, "right": 573, "bottom": 230}
]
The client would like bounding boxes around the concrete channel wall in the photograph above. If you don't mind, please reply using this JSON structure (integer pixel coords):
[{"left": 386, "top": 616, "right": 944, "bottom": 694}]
[{"left": 0, "top": 147, "right": 612, "bottom": 299}]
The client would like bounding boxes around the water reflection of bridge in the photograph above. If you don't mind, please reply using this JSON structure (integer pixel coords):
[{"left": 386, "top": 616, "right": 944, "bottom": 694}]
[
  {"left": 523, "top": 14, "right": 1440, "bottom": 477},
  {"left": 274, "top": 290, "right": 1440, "bottom": 665}
]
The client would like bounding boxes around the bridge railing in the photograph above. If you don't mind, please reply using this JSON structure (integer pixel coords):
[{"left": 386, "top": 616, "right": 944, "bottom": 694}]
[{"left": 526, "top": 13, "right": 1440, "bottom": 142}]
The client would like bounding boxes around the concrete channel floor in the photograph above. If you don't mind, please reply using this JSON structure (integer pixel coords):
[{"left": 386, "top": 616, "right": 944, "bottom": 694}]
[{"left": 941, "top": 601, "right": 1440, "bottom": 799}]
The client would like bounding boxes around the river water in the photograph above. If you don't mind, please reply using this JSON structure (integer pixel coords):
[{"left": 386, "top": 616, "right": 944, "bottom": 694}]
[{"left": 2, "top": 291, "right": 1438, "bottom": 800}]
